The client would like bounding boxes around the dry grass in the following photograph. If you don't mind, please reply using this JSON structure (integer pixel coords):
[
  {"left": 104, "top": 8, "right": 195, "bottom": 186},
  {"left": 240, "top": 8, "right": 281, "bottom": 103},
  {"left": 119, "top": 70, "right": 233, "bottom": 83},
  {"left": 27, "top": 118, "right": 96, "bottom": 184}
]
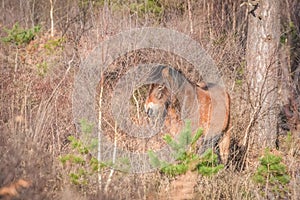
[{"left": 1, "top": 0, "right": 300, "bottom": 199}]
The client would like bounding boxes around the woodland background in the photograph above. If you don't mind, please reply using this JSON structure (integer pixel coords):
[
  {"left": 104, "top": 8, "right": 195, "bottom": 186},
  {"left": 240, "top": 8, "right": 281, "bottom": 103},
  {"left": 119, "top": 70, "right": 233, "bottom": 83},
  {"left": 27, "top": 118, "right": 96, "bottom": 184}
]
[{"left": 0, "top": 0, "right": 300, "bottom": 199}]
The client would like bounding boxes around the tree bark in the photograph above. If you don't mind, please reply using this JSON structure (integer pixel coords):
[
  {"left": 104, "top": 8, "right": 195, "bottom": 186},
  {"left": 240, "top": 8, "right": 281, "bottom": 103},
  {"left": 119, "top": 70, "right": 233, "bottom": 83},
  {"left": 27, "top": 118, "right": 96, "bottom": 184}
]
[{"left": 246, "top": 0, "right": 281, "bottom": 149}]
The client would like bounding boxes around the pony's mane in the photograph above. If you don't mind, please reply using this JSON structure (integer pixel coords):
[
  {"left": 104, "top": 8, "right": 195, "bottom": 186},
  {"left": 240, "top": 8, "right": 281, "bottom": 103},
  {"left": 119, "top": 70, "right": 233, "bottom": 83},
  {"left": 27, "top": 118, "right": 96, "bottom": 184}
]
[
  {"left": 165, "top": 66, "right": 186, "bottom": 90},
  {"left": 147, "top": 65, "right": 189, "bottom": 92}
]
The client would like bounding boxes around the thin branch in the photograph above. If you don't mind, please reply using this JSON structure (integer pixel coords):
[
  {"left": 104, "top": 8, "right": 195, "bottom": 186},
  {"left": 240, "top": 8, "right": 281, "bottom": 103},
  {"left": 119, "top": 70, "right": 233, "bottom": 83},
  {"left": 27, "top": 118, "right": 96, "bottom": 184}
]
[
  {"left": 97, "top": 73, "right": 104, "bottom": 190},
  {"left": 49, "top": 0, "right": 55, "bottom": 37},
  {"left": 46, "top": 53, "right": 75, "bottom": 107},
  {"left": 32, "top": 54, "right": 75, "bottom": 141},
  {"left": 242, "top": 60, "right": 279, "bottom": 167},
  {"left": 104, "top": 122, "right": 118, "bottom": 193},
  {"left": 132, "top": 90, "right": 140, "bottom": 122},
  {"left": 187, "top": 0, "right": 194, "bottom": 35}
]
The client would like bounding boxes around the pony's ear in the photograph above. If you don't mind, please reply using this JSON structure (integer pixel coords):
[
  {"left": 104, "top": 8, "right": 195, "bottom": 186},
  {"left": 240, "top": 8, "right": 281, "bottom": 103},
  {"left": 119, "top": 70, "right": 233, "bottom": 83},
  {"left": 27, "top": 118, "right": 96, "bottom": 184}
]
[
  {"left": 161, "top": 67, "right": 170, "bottom": 80},
  {"left": 161, "top": 67, "right": 174, "bottom": 87}
]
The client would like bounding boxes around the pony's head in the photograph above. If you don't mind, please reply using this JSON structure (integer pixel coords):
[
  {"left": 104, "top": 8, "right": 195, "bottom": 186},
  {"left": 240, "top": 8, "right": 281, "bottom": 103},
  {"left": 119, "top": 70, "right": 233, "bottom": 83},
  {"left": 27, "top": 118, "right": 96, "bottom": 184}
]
[
  {"left": 144, "top": 66, "right": 182, "bottom": 121},
  {"left": 144, "top": 84, "right": 170, "bottom": 120}
]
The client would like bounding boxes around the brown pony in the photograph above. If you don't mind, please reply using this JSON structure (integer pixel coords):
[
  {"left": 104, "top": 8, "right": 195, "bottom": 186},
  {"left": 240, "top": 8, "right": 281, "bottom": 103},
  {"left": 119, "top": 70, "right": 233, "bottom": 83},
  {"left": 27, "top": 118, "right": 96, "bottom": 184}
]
[{"left": 144, "top": 66, "right": 230, "bottom": 163}]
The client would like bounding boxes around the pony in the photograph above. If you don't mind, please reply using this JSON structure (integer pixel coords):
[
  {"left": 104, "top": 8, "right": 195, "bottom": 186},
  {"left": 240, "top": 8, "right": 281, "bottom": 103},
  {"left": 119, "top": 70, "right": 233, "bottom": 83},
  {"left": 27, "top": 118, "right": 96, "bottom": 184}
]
[{"left": 144, "top": 66, "right": 230, "bottom": 163}]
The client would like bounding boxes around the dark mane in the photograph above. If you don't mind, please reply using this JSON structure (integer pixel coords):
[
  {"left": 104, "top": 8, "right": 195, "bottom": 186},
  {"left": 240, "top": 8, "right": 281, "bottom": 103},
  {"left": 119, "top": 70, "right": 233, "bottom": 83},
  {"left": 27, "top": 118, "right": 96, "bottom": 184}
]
[
  {"left": 165, "top": 66, "right": 186, "bottom": 90},
  {"left": 147, "top": 65, "right": 190, "bottom": 93},
  {"left": 145, "top": 65, "right": 168, "bottom": 84}
]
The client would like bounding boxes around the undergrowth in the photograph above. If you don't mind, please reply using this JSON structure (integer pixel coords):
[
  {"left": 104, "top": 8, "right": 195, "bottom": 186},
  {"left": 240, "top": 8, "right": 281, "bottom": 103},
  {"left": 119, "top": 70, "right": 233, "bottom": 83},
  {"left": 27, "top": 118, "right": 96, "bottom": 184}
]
[
  {"left": 2, "top": 23, "right": 40, "bottom": 46},
  {"left": 253, "top": 149, "right": 290, "bottom": 199},
  {"left": 148, "top": 121, "right": 224, "bottom": 177}
]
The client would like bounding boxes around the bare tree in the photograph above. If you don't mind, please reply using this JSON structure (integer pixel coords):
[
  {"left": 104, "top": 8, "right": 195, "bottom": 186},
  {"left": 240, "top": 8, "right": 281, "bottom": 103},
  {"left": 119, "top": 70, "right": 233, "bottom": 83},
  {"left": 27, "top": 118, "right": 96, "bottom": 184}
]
[{"left": 245, "top": 0, "right": 281, "bottom": 149}]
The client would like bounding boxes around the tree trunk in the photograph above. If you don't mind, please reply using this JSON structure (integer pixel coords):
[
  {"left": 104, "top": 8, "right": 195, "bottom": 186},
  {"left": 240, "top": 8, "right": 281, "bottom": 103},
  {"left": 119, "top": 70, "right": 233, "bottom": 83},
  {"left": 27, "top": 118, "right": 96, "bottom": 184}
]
[{"left": 246, "top": 0, "right": 281, "bottom": 149}]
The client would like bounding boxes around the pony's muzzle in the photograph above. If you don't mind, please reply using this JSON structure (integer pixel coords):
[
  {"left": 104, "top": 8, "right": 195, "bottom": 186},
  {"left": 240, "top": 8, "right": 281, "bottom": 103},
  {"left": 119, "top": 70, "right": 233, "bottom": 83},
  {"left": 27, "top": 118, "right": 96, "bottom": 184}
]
[
  {"left": 146, "top": 107, "right": 153, "bottom": 117},
  {"left": 144, "top": 102, "right": 154, "bottom": 117},
  {"left": 144, "top": 102, "right": 165, "bottom": 119}
]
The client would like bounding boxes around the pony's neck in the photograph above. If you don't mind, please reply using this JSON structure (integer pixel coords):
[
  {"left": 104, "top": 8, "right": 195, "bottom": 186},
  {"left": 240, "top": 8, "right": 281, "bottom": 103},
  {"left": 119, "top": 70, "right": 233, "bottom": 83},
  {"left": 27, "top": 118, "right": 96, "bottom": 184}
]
[{"left": 171, "top": 78, "right": 199, "bottom": 128}]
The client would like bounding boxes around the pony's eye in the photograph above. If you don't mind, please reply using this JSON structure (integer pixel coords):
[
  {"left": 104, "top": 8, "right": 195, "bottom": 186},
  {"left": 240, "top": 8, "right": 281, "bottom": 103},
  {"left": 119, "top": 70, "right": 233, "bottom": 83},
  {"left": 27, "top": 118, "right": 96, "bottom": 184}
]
[
  {"left": 156, "top": 91, "right": 163, "bottom": 99},
  {"left": 158, "top": 85, "right": 165, "bottom": 91}
]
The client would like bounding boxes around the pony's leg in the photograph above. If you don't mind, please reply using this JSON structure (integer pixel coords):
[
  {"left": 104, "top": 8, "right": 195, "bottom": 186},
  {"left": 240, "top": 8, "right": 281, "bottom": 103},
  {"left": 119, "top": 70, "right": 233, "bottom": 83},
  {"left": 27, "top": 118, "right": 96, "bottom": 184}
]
[{"left": 219, "top": 130, "right": 231, "bottom": 164}]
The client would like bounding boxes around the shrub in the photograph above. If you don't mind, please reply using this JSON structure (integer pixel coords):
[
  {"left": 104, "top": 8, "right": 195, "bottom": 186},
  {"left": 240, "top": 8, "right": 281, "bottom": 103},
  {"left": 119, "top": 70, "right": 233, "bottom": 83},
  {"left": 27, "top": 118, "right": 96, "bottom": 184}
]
[
  {"left": 148, "top": 121, "right": 224, "bottom": 177},
  {"left": 2, "top": 23, "right": 40, "bottom": 46},
  {"left": 253, "top": 149, "right": 290, "bottom": 198},
  {"left": 59, "top": 135, "right": 107, "bottom": 186},
  {"left": 59, "top": 119, "right": 107, "bottom": 187}
]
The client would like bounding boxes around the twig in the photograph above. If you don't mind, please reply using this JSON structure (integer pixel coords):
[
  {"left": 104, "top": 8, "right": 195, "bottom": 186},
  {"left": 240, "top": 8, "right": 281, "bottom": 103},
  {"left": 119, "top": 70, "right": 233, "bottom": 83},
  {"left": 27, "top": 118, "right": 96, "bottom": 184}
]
[
  {"left": 46, "top": 53, "right": 75, "bottom": 107},
  {"left": 241, "top": 61, "right": 278, "bottom": 168},
  {"left": 242, "top": 104, "right": 260, "bottom": 146},
  {"left": 187, "top": 0, "right": 194, "bottom": 35},
  {"left": 98, "top": 73, "right": 104, "bottom": 190},
  {"left": 14, "top": 47, "right": 18, "bottom": 73},
  {"left": 132, "top": 89, "right": 140, "bottom": 122},
  {"left": 33, "top": 54, "right": 74, "bottom": 141},
  {"left": 104, "top": 122, "right": 118, "bottom": 193},
  {"left": 49, "top": 0, "right": 55, "bottom": 37}
]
